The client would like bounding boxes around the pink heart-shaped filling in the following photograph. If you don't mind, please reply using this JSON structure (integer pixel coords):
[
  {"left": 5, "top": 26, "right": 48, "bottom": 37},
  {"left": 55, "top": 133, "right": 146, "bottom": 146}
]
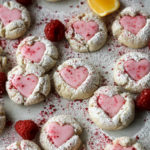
[
  {"left": 47, "top": 122, "right": 74, "bottom": 147},
  {"left": 60, "top": 66, "right": 88, "bottom": 89},
  {"left": 97, "top": 94, "right": 125, "bottom": 118},
  {"left": 124, "top": 59, "right": 150, "bottom": 81},
  {"left": 0, "top": 5, "right": 21, "bottom": 26},
  {"left": 12, "top": 74, "right": 38, "bottom": 97},
  {"left": 20, "top": 42, "right": 46, "bottom": 63},
  {"left": 73, "top": 20, "right": 99, "bottom": 41},
  {"left": 120, "top": 15, "right": 146, "bottom": 35},
  {"left": 112, "top": 144, "right": 136, "bottom": 150}
]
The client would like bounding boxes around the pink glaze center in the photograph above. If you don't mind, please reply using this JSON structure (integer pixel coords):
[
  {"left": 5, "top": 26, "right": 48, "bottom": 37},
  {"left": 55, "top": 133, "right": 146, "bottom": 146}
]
[
  {"left": 60, "top": 66, "right": 88, "bottom": 89},
  {"left": 21, "top": 42, "right": 46, "bottom": 63},
  {"left": 120, "top": 15, "right": 146, "bottom": 35},
  {"left": 73, "top": 20, "right": 99, "bottom": 41},
  {"left": 124, "top": 59, "right": 150, "bottom": 81},
  {"left": 112, "top": 144, "right": 136, "bottom": 150},
  {"left": 97, "top": 94, "right": 125, "bottom": 118},
  {"left": 12, "top": 74, "right": 38, "bottom": 97},
  {"left": 0, "top": 5, "right": 21, "bottom": 26},
  {"left": 47, "top": 122, "right": 74, "bottom": 147}
]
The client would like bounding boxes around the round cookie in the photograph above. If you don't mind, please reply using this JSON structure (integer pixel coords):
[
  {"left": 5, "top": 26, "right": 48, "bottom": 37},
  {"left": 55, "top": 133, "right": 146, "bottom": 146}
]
[
  {"left": 40, "top": 115, "right": 82, "bottom": 150},
  {"left": 105, "top": 137, "right": 144, "bottom": 150},
  {"left": 6, "top": 66, "right": 51, "bottom": 106},
  {"left": 114, "top": 52, "right": 150, "bottom": 93},
  {"left": 88, "top": 86, "right": 135, "bottom": 130},
  {"left": 65, "top": 13, "right": 107, "bottom": 53},
  {"left": 53, "top": 58, "right": 100, "bottom": 100},
  {"left": 16, "top": 36, "right": 58, "bottom": 74},
  {"left": 0, "top": 104, "right": 6, "bottom": 134},
  {"left": 0, "top": 1, "right": 31, "bottom": 39},
  {"left": 112, "top": 6, "right": 150, "bottom": 49},
  {"left": 6, "top": 140, "right": 41, "bottom": 150}
]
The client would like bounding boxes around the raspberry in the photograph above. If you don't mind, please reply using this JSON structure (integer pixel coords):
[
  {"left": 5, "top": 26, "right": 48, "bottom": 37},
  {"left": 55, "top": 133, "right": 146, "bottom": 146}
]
[
  {"left": 15, "top": 120, "right": 39, "bottom": 140},
  {"left": 16, "top": 0, "right": 32, "bottom": 6},
  {"left": 0, "top": 72, "right": 7, "bottom": 95},
  {"left": 44, "top": 20, "right": 65, "bottom": 42},
  {"left": 136, "top": 89, "right": 150, "bottom": 111}
]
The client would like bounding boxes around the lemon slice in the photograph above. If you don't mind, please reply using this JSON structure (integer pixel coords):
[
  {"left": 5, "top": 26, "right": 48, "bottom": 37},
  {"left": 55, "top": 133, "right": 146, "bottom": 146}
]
[{"left": 87, "top": 0, "right": 120, "bottom": 17}]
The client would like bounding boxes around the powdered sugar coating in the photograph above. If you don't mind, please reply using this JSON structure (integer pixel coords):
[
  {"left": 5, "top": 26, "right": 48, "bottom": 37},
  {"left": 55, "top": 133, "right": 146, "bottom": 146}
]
[
  {"left": 40, "top": 115, "right": 82, "bottom": 150},
  {"left": 6, "top": 66, "right": 51, "bottom": 106},
  {"left": 89, "top": 86, "right": 135, "bottom": 130},
  {"left": 65, "top": 13, "right": 107, "bottom": 53},
  {"left": 6, "top": 140, "right": 41, "bottom": 150},
  {"left": 105, "top": 137, "right": 144, "bottom": 150},
  {"left": 0, "top": 1, "right": 30, "bottom": 39},
  {"left": 53, "top": 58, "right": 101, "bottom": 100},
  {"left": 0, "top": 104, "right": 6, "bottom": 134},
  {"left": 16, "top": 36, "right": 58, "bottom": 74},
  {"left": 114, "top": 52, "right": 150, "bottom": 93},
  {"left": 112, "top": 6, "right": 150, "bottom": 49}
]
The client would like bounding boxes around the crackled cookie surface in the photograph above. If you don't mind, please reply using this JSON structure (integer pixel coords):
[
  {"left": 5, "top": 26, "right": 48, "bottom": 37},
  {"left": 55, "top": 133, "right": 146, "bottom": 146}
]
[
  {"left": 16, "top": 36, "right": 58, "bottom": 74},
  {"left": 0, "top": 104, "right": 6, "bottom": 134},
  {"left": 65, "top": 13, "right": 107, "bottom": 52},
  {"left": 53, "top": 58, "right": 100, "bottom": 100},
  {"left": 0, "top": 1, "right": 30, "bottom": 39},
  {"left": 114, "top": 52, "right": 150, "bottom": 93},
  {"left": 40, "top": 115, "right": 82, "bottom": 150},
  {"left": 105, "top": 137, "right": 144, "bottom": 150},
  {"left": 6, "top": 66, "right": 51, "bottom": 106},
  {"left": 112, "top": 7, "right": 150, "bottom": 49},
  {"left": 6, "top": 140, "right": 41, "bottom": 150},
  {"left": 89, "top": 86, "right": 135, "bottom": 130}
]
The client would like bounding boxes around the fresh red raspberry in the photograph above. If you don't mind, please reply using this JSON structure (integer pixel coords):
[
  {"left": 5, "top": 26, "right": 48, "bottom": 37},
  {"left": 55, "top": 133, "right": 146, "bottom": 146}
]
[
  {"left": 0, "top": 72, "right": 7, "bottom": 95},
  {"left": 136, "top": 89, "right": 150, "bottom": 111},
  {"left": 16, "top": 0, "right": 32, "bottom": 6},
  {"left": 44, "top": 20, "right": 65, "bottom": 42},
  {"left": 15, "top": 120, "right": 39, "bottom": 140}
]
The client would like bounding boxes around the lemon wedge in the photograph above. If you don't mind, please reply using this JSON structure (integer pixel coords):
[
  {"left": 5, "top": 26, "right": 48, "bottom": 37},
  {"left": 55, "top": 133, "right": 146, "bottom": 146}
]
[{"left": 87, "top": 0, "right": 120, "bottom": 17}]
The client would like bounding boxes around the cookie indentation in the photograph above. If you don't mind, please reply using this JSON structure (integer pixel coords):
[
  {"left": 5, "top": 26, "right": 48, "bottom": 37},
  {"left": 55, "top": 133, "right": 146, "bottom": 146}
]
[
  {"left": 12, "top": 74, "right": 38, "bottom": 97},
  {"left": 47, "top": 122, "right": 74, "bottom": 147},
  {"left": 60, "top": 66, "right": 88, "bottom": 89},
  {"left": 97, "top": 94, "right": 125, "bottom": 118}
]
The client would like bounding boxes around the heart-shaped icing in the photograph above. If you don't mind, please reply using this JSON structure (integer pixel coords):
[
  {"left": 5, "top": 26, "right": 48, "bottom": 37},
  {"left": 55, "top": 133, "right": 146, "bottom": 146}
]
[
  {"left": 21, "top": 42, "right": 46, "bottom": 63},
  {"left": 120, "top": 15, "right": 146, "bottom": 35},
  {"left": 47, "top": 122, "right": 74, "bottom": 147},
  {"left": 124, "top": 59, "right": 150, "bottom": 81},
  {"left": 73, "top": 20, "right": 99, "bottom": 41},
  {"left": 0, "top": 5, "right": 21, "bottom": 26},
  {"left": 60, "top": 66, "right": 88, "bottom": 89},
  {"left": 12, "top": 74, "right": 38, "bottom": 97},
  {"left": 112, "top": 144, "right": 136, "bottom": 150},
  {"left": 97, "top": 94, "right": 125, "bottom": 118}
]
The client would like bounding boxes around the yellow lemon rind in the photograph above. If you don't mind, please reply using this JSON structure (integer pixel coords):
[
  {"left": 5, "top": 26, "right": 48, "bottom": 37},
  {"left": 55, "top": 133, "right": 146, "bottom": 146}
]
[{"left": 87, "top": 0, "right": 120, "bottom": 17}]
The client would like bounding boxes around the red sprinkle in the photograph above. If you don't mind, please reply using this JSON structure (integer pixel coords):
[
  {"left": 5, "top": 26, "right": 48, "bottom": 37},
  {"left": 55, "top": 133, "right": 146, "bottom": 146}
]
[
  {"left": 44, "top": 20, "right": 65, "bottom": 42},
  {"left": 15, "top": 120, "right": 39, "bottom": 140}
]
